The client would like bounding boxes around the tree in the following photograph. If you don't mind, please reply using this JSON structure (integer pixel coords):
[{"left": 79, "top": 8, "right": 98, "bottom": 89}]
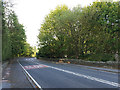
[
  {"left": 38, "top": 5, "right": 69, "bottom": 58},
  {"left": 37, "top": 1, "right": 119, "bottom": 61},
  {"left": 2, "top": 1, "right": 30, "bottom": 61},
  {"left": 22, "top": 42, "right": 34, "bottom": 57}
]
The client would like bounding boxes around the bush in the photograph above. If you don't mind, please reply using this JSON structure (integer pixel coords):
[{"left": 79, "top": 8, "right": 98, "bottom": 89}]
[{"left": 86, "top": 53, "right": 115, "bottom": 62}]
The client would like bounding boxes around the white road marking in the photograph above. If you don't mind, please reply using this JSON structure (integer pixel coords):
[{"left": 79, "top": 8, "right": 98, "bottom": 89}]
[
  {"left": 24, "top": 64, "right": 48, "bottom": 70},
  {"left": 36, "top": 62, "right": 119, "bottom": 87},
  {"left": 51, "top": 66, "right": 119, "bottom": 87},
  {"left": 17, "top": 60, "right": 42, "bottom": 89}
]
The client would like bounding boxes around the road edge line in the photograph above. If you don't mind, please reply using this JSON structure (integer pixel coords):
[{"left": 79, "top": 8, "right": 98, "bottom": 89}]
[{"left": 17, "top": 60, "right": 42, "bottom": 90}]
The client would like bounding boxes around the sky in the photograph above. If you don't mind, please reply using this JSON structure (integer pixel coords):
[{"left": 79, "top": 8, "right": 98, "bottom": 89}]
[
  {"left": 8, "top": 0, "right": 116, "bottom": 47},
  {"left": 9, "top": 0, "right": 96, "bottom": 47}
]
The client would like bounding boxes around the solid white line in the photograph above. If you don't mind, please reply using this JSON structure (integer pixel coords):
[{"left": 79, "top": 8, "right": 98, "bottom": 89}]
[
  {"left": 17, "top": 60, "right": 42, "bottom": 89},
  {"left": 36, "top": 62, "right": 119, "bottom": 87}
]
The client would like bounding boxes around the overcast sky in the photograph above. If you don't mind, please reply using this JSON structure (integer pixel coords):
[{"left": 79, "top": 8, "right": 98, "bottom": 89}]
[{"left": 9, "top": 0, "right": 117, "bottom": 47}]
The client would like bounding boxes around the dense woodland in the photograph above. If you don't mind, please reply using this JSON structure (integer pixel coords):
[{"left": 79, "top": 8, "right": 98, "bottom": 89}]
[
  {"left": 2, "top": 1, "right": 33, "bottom": 61},
  {"left": 37, "top": 1, "right": 120, "bottom": 61}
]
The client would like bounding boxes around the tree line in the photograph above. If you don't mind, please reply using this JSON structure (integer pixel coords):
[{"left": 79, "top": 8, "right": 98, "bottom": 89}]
[
  {"left": 2, "top": 1, "right": 33, "bottom": 61},
  {"left": 37, "top": 1, "right": 119, "bottom": 61}
]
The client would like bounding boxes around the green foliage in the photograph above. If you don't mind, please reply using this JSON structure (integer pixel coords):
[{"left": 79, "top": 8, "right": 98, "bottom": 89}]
[
  {"left": 22, "top": 42, "right": 34, "bottom": 57},
  {"left": 37, "top": 1, "right": 119, "bottom": 61},
  {"left": 86, "top": 54, "right": 115, "bottom": 62},
  {"left": 2, "top": 1, "right": 32, "bottom": 60}
]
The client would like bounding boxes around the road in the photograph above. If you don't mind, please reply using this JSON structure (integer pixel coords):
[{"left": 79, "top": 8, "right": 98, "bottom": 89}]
[{"left": 17, "top": 57, "right": 119, "bottom": 89}]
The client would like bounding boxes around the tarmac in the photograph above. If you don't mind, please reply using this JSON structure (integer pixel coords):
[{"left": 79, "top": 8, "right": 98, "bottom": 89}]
[{"left": 2, "top": 58, "right": 33, "bottom": 89}]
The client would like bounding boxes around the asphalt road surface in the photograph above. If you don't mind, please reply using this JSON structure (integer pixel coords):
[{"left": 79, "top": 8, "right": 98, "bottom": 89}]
[{"left": 17, "top": 57, "right": 119, "bottom": 89}]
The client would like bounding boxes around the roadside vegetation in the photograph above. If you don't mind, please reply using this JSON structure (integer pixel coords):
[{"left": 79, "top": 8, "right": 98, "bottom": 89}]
[
  {"left": 2, "top": 1, "right": 34, "bottom": 61},
  {"left": 37, "top": 0, "right": 119, "bottom": 62}
]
